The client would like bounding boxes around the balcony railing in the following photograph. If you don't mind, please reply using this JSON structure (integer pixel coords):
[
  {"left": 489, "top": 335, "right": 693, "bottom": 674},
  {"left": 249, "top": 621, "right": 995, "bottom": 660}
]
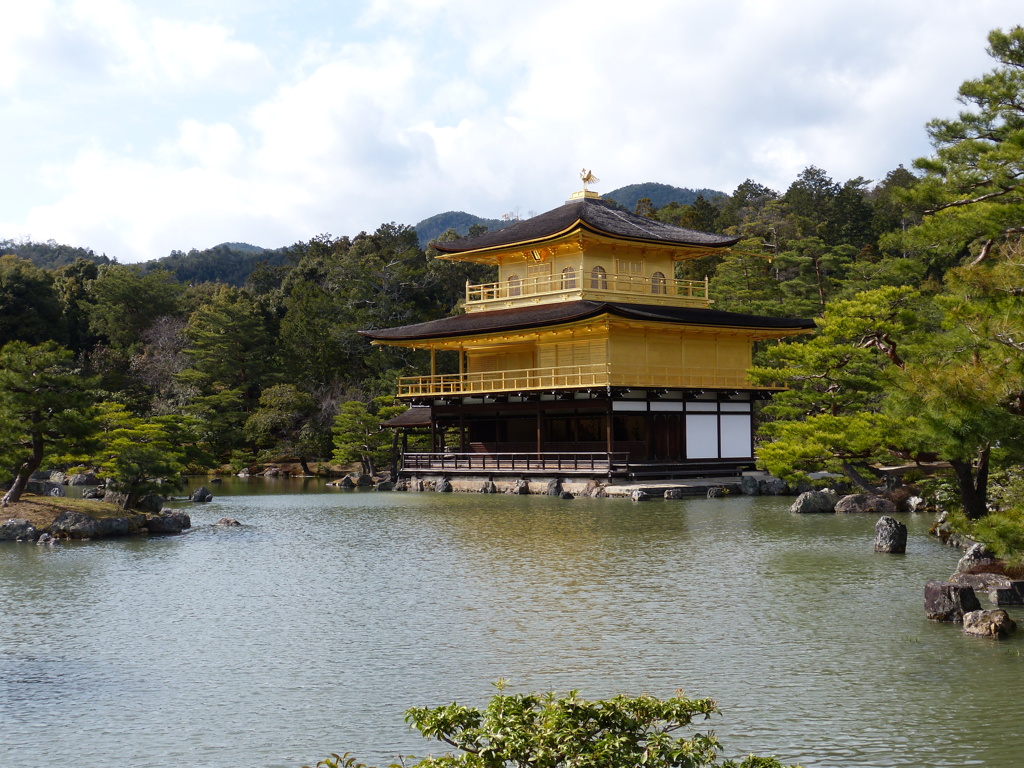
[
  {"left": 464, "top": 273, "right": 710, "bottom": 311},
  {"left": 397, "top": 363, "right": 773, "bottom": 398}
]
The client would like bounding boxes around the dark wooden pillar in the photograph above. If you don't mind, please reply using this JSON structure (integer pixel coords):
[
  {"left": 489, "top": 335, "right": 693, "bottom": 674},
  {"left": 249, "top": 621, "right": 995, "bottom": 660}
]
[
  {"left": 606, "top": 400, "right": 613, "bottom": 457},
  {"left": 430, "top": 406, "right": 437, "bottom": 454},
  {"left": 536, "top": 401, "right": 543, "bottom": 459}
]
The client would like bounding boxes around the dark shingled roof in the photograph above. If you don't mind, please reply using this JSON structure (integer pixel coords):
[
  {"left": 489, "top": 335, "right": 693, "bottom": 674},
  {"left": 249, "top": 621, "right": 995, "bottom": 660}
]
[
  {"left": 433, "top": 196, "right": 739, "bottom": 253},
  {"left": 361, "top": 301, "right": 816, "bottom": 342},
  {"left": 381, "top": 406, "right": 431, "bottom": 428}
]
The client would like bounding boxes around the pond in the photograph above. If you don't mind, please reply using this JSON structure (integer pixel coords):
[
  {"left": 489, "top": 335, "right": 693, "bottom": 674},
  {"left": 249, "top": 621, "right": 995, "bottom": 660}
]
[{"left": 1, "top": 479, "right": 1021, "bottom": 768}]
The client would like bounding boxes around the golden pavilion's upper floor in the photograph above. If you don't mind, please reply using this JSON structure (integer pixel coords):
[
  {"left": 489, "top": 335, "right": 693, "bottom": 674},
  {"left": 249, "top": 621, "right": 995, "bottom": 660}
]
[{"left": 433, "top": 191, "right": 739, "bottom": 312}]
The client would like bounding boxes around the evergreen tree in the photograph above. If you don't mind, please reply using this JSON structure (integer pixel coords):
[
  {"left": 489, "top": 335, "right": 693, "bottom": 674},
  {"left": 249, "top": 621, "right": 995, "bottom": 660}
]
[
  {"left": 887, "top": 26, "right": 1024, "bottom": 272},
  {"left": 0, "top": 341, "right": 98, "bottom": 504}
]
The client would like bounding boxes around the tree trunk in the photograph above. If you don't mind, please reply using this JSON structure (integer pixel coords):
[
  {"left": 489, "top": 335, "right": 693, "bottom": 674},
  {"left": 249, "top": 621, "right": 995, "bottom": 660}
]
[
  {"left": 840, "top": 461, "right": 877, "bottom": 492},
  {"left": 1, "top": 432, "right": 45, "bottom": 506},
  {"left": 299, "top": 457, "right": 312, "bottom": 475},
  {"left": 950, "top": 458, "right": 988, "bottom": 520}
]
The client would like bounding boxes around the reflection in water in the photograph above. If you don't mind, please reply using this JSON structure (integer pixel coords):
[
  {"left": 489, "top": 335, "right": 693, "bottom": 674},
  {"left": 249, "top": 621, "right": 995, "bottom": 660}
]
[{"left": 1, "top": 482, "right": 1021, "bottom": 768}]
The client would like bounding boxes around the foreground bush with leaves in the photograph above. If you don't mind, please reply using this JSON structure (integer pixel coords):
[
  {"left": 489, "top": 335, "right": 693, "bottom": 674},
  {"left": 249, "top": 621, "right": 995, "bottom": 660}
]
[{"left": 305, "top": 684, "right": 798, "bottom": 768}]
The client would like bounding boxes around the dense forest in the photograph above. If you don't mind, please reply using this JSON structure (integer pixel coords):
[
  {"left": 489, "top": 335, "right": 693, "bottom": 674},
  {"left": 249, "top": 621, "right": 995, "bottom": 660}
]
[{"left": 3, "top": 27, "right": 1024, "bottom": 557}]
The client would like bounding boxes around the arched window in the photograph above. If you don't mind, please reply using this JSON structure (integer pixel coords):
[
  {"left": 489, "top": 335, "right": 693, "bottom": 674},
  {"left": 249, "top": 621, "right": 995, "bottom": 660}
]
[
  {"left": 589, "top": 265, "right": 607, "bottom": 289},
  {"left": 561, "top": 266, "right": 577, "bottom": 289},
  {"left": 507, "top": 274, "right": 521, "bottom": 297},
  {"left": 651, "top": 271, "right": 667, "bottom": 294}
]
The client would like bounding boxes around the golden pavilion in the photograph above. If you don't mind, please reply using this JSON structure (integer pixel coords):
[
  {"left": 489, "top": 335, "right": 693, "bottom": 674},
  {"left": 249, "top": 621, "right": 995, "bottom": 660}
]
[{"left": 362, "top": 185, "right": 814, "bottom": 480}]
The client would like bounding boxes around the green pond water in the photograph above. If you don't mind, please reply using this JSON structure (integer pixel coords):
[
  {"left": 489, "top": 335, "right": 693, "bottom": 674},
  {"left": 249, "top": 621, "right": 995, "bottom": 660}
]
[{"left": 1, "top": 479, "right": 1021, "bottom": 768}]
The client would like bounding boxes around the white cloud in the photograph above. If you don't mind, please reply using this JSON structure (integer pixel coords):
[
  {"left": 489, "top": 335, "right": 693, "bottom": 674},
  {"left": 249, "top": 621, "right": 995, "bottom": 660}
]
[{"left": 4, "top": 0, "right": 1024, "bottom": 261}]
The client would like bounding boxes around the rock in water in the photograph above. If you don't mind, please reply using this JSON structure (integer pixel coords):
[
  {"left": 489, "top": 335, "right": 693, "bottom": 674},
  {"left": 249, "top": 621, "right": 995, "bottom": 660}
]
[
  {"left": 738, "top": 475, "right": 760, "bottom": 495},
  {"left": 990, "top": 581, "right": 1024, "bottom": 606},
  {"left": 759, "top": 477, "right": 790, "bottom": 496},
  {"left": 664, "top": 488, "right": 684, "bottom": 500},
  {"left": 955, "top": 542, "right": 995, "bottom": 574},
  {"left": 190, "top": 486, "right": 213, "bottom": 502},
  {"left": 510, "top": 478, "right": 530, "bottom": 495},
  {"left": 630, "top": 490, "right": 650, "bottom": 502},
  {"left": 790, "top": 490, "right": 838, "bottom": 514},
  {"left": 215, "top": 517, "right": 241, "bottom": 527},
  {"left": 963, "top": 609, "right": 1017, "bottom": 638},
  {"left": 559, "top": 491, "right": 574, "bottom": 500},
  {"left": 834, "top": 494, "right": 896, "bottom": 515},
  {"left": 874, "top": 516, "right": 908, "bottom": 553},
  {"left": 49, "top": 510, "right": 100, "bottom": 539},
  {"left": 435, "top": 477, "right": 453, "bottom": 493},
  {"left": 925, "top": 580, "right": 981, "bottom": 621},
  {"left": 0, "top": 518, "right": 38, "bottom": 541},
  {"left": 545, "top": 478, "right": 563, "bottom": 496},
  {"left": 479, "top": 479, "right": 498, "bottom": 494},
  {"left": 146, "top": 510, "right": 191, "bottom": 533}
]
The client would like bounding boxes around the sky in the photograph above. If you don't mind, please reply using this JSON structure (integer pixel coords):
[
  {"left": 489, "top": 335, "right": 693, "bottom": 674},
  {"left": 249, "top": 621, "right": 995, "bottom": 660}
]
[{"left": 1, "top": 0, "right": 1022, "bottom": 263}]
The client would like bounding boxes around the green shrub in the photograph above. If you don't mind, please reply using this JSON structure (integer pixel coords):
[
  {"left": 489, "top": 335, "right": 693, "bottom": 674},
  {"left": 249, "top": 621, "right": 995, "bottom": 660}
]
[{"left": 305, "top": 683, "right": 799, "bottom": 768}]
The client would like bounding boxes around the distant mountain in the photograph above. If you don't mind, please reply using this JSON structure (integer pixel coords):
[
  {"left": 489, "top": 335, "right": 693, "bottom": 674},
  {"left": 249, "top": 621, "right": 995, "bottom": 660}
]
[
  {"left": 603, "top": 182, "right": 727, "bottom": 212},
  {"left": 414, "top": 211, "right": 514, "bottom": 247},
  {"left": 142, "top": 243, "right": 289, "bottom": 286}
]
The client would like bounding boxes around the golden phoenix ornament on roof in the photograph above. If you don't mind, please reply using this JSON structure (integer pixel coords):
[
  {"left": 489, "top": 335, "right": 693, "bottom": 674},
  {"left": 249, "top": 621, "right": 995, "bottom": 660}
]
[{"left": 580, "top": 169, "right": 599, "bottom": 189}]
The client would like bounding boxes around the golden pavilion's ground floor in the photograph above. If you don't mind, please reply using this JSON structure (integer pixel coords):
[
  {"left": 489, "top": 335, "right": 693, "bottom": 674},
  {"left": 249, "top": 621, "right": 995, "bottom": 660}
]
[{"left": 390, "top": 387, "right": 763, "bottom": 480}]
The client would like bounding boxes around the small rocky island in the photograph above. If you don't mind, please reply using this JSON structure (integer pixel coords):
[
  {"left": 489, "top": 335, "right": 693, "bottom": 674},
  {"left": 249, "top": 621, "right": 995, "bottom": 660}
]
[{"left": 1, "top": 478, "right": 192, "bottom": 542}]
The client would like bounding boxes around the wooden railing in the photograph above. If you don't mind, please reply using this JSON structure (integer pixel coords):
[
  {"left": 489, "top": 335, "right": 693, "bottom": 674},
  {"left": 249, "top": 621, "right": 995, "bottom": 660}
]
[
  {"left": 402, "top": 451, "right": 631, "bottom": 473},
  {"left": 465, "top": 273, "right": 710, "bottom": 309},
  {"left": 398, "top": 363, "right": 608, "bottom": 397},
  {"left": 397, "top": 363, "right": 773, "bottom": 397}
]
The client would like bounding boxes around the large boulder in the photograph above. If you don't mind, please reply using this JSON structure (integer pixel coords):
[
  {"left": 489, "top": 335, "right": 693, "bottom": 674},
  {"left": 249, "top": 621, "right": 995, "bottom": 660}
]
[
  {"left": 545, "top": 478, "right": 563, "bottom": 496},
  {"left": 49, "top": 510, "right": 100, "bottom": 539},
  {"left": 925, "top": 580, "right": 982, "bottom": 622},
  {"left": 49, "top": 471, "right": 67, "bottom": 484},
  {"left": 82, "top": 486, "right": 104, "bottom": 500},
  {"left": 874, "top": 516, "right": 908, "bottom": 553},
  {"left": 955, "top": 542, "right": 996, "bottom": 574},
  {"left": 583, "top": 479, "right": 606, "bottom": 498},
  {"left": 215, "top": 517, "right": 242, "bottom": 527},
  {"left": 949, "top": 571, "right": 1013, "bottom": 591},
  {"left": 559, "top": 491, "right": 574, "bottom": 500},
  {"left": 990, "top": 581, "right": 1024, "bottom": 606},
  {"left": 789, "top": 490, "right": 838, "bottom": 514},
  {"left": 435, "top": 477, "right": 453, "bottom": 493},
  {"left": 738, "top": 475, "right": 760, "bottom": 495},
  {"left": 630, "top": 490, "right": 650, "bottom": 502},
  {"left": 759, "top": 476, "right": 791, "bottom": 496},
  {"left": 0, "top": 518, "right": 38, "bottom": 541},
  {"left": 374, "top": 481, "right": 395, "bottom": 491},
  {"left": 834, "top": 494, "right": 896, "bottom": 515},
  {"left": 24, "top": 480, "right": 65, "bottom": 497},
  {"left": 190, "top": 486, "right": 214, "bottom": 502},
  {"left": 664, "top": 488, "right": 684, "bottom": 500},
  {"left": 354, "top": 474, "right": 374, "bottom": 487},
  {"left": 509, "top": 478, "right": 530, "bottom": 495},
  {"left": 963, "top": 609, "right": 1017, "bottom": 638},
  {"left": 102, "top": 491, "right": 165, "bottom": 514},
  {"left": 68, "top": 472, "right": 101, "bottom": 486},
  {"left": 479, "top": 479, "right": 498, "bottom": 494},
  {"left": 146, "top": 510, "right": 191, "bottom": 533}
]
